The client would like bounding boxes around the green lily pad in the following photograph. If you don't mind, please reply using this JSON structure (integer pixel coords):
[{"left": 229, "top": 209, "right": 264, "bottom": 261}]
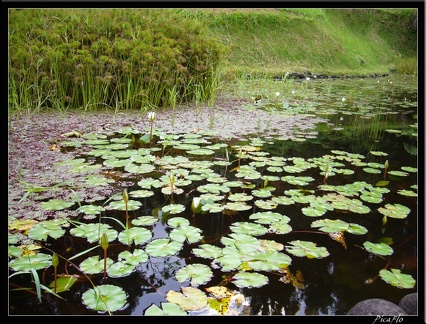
[
  {"left": 144, "top": 302, "right": 187, "bottom": 316},
  {"left": 254, "top": 199, "right": 277, "bottom": 210},
  {"left": 106, "top": 199, "right": 142, "bottom": 211},
  {"left": 379, "top": 268, "right": 416, "bottom": 289},
  {"left": 85, "top": 175, "right": 116, "bottom": 186},
  {"left": 107, "top": 261, "right": 136, "bottom": 278},
  {"left": 175, "top": 263, "right": 213, "bottom": 286},
  {"left": 192, "top": 244, "right": 223, "bottom": 259},
  {"left": 249, "top": 211, "right": 289, "bottom": 224},
  {"left": 311, "top": 219, "right": 349, "bottom": 233},
  {"left": 70, "top": 223, "right": 118, "bottom": 243},
  {"left": 125, "top": 163, "right": 156, "bottom": 174},
  {"left": 9, "top": 253, "right": 52, "bottom": 271},
  {"left": 170, "top": 225, "right": 203, "bottom": 244},
  {"left": 78, "top": 204, "right": 106, "bottom": 215},
  {"left": 400, "top": 166, "right": 417, "bottom": 173},
  {"left": 79, "top": 256, "right": 114, "bottom": 275},
  {"left": 162, "top": 204, "right": 186, "bottom": 215},
  {"left": 48, "top": 275, "right": 78, "bottom": 293},
  {"left": 132, "top": 216, "right": 157, "bottom": 227},
  {"left": 166, "top": 287, "right": 208, "bottom": 311},
  {"left": 397, "top": 190, "right": 417, "bottom": 197},
  {"left": 285, "top": 240, "right": 330, "bottom": 259},
  {"left": 377, "top": 203, "right": 410, "bottom": 219},
  {"left": 363, "top": 167, "right": 381, "bottom": 174},
  {"left": 224, "top": 201, "right": 252, "bottom": 211},
  {"left": 387, "top": 170, "right": 409, "bottom": 177},
  {"left": 129, "top": 190, "right": 155, "bottom": 198},
  {"left": 363, "top": 241, "right": 394, "bottom": 256},
  {"left": 145, "top": 238, "right": 183, "bottom": 257},
  {"left": 27, "top": 220, "right": 67, "bottom": 241},
  {"left": 82, "top": 284, "right": 127, "bottom": 313},
  {"left": 232, "top": 271, "right": 269, "bottom": 288},
  {"left": 118, "top": 249, "right": 149, "bottom": 266},
  {"left": 118, "top": 227, "right": 152, "bottom": 246},
  {"left": 41, "top": 199, "right": 75, "bottom": 211},
  {"left": 167, "top": 217, "right": 190, "bottom": 228},
  {"left": 230, "top": 222, "right": 268, "bottom": 236}
]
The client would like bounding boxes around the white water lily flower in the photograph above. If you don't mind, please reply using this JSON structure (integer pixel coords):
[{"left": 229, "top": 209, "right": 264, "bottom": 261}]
[{"left": 148, "top": 111, "right": 156, "bottom": 122}]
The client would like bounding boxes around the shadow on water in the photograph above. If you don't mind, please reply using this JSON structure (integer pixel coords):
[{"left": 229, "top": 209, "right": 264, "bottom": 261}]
[{"left": 8, "top": 75, "right": 418, "bottom": 315}]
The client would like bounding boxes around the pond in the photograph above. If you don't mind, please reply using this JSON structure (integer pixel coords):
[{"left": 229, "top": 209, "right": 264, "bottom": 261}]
[{"left": 8, "top": 74, "right": 418, "bottom": 315}]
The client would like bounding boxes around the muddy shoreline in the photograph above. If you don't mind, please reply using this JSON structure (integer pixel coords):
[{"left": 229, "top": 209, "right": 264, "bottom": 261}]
[{"left": 8, "top": 97, "right": 326, "bottom": 222}]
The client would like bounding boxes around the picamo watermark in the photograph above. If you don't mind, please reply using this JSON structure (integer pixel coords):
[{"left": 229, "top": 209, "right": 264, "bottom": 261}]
[{"left": 372, "top": 315, "right": 404, "bottom": 324}]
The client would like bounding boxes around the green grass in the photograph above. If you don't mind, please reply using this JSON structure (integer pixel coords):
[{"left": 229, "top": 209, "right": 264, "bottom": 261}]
[
  {"left": 8, "top": 8, "right": 417, "bottom": 113},
  {"left": 195, "top": 8, "right": 417, "bottom": 78}
]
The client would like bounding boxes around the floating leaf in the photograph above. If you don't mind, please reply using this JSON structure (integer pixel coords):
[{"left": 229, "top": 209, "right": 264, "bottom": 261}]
[
  {"left": 78, "top": 205, "right": 106, "bottom": 215},
  {"left": 162, "top": 204, "right": 186, "bottom": 215},
  {"left": 363, "top": 241, "right": 394, "bottom": 256},
  {"left": 145, "top": 238, "right": 182, "bottom": 257},
  {"left": 70, "top": 223, "right": 118, "bottom": 243},
  {"left": 363, "top": 167, "right": 381, "bottom": 174},
  {"left": 192, "top": 244, "right": 223, "bottom": 259},
  {"left": 118, "top": 249, "right": 149, "bottom": 266},
  {"left": 9, "top": 253, "right": 52, "bottom": 271},
  {"left": 285, "top": 240, "right": 330, "bottom": 259},
  {"left": 41, "top": 199, "right": 74, "bottom": 211},
  {"left": 387, "top": 170, "right": 409, "bottom": 177},
  {"left": 170, "top": 225, "right": 203, "bottom": 244},
  {"left": 230, "top": 222, "right": 268, "bottom": 236},
  {"left": 144, "top": 302, "right": 187, "bottom": 316},
  {"left": 48, "top": 275, "right": 78, "bottom": 293},
  {"left": 107, "top": 261, "right": 136, "bottom": 278},
  {"left": 117, "top": 227, "right": 152, "bottom": 246},
  {"left": 379, "top": 268, "right": 416, "bottom": 289},
  {"left": 27, "top": 220, "right": 67, "bottom": 241},
  {"left": 376, "top": 180, "right": 389, "bottom": 187},
  {"left": 106, "top": 199, "right": 142, "bottom": 211},
  {"left": 311, "top": 219, "right": 349, "bottom": 233},
  {"left": 79, "top": 256, "right": 114, "bottom": 275},
  {"left": 82, "top": 284, "right": 127, "bottom": 313},
  {"left": 166, "top": 287, "right": 208, "bottom": 311},
  {"left": 397, "top": 190, "right": 417, "bottom": 197},
  {"left": 132, "top": 216, "right": 157, "bottom": 227},
  {"left": 232, "top": 271, "right": 269, "bottom": 288},
  {"left": 377, "top": 203, "right": 410, "bottom": 219},
  {"left": 175, "top": 263, "right": 213, "bottom": 286}
]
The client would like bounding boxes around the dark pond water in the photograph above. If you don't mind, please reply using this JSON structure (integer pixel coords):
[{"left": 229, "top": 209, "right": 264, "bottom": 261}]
[{"left": 8, "top": 75, "right": 418, "bottom": 316}]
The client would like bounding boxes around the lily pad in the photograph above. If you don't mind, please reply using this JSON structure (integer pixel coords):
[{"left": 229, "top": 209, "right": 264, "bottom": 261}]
[
  {"left": 379, "top": 268, "right": 416, "bottom": 289},
  {"left": 144, "top": 302, "right": 187, "bottom": 316},
  {"left": 285, "top": 240, "right": 330, "bottom": 259},
  {"left": 9, "top": 253, "right": 52, "bottom": 271},
  {"left": 145, "top": 238, "right": 183, "bottom": 257},
  {"left": 232, "top": 271, "right": 269, "bottom": 288},
  {"left": 166, "top": 287, "right": 208, "bottom": 311},
  {"left": 41, "top": 199, "right": 75, "bottom": 211},
  {"left": 363, "top": 241, "right": 394, "bottom": 256},
  {"left": 175, "top": 263, "right": 213, "bottom": 286},
  {"left": 82, "top": 284, "right": 127, "bottom": 313}
]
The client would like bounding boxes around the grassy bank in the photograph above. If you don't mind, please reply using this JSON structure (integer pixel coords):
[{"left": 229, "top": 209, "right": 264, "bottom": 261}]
[
  {"left": 193, "top": 8, "right": 418, "bottom": 78},
  {"left": 8, "top": 8, "right": 418, "bottom": 113}
]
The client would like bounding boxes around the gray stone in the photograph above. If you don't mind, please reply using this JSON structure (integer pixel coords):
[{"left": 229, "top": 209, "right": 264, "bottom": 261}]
[
  {"left": 347, "top": 298, "right": 408, "bottom": 315},
  {"left": 399, "top": 293, "right": 417, "bottom": 315}
]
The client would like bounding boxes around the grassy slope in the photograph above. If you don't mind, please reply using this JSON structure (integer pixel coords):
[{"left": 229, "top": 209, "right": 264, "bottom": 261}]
[{"left": 184, "top": 8, "right": 417, "bottom": 77}]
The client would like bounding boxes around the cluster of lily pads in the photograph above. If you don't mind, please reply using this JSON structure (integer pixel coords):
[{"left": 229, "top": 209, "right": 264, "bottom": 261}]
[{"left": 8, "top": 115, "right": 417, "bottom": 315}]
